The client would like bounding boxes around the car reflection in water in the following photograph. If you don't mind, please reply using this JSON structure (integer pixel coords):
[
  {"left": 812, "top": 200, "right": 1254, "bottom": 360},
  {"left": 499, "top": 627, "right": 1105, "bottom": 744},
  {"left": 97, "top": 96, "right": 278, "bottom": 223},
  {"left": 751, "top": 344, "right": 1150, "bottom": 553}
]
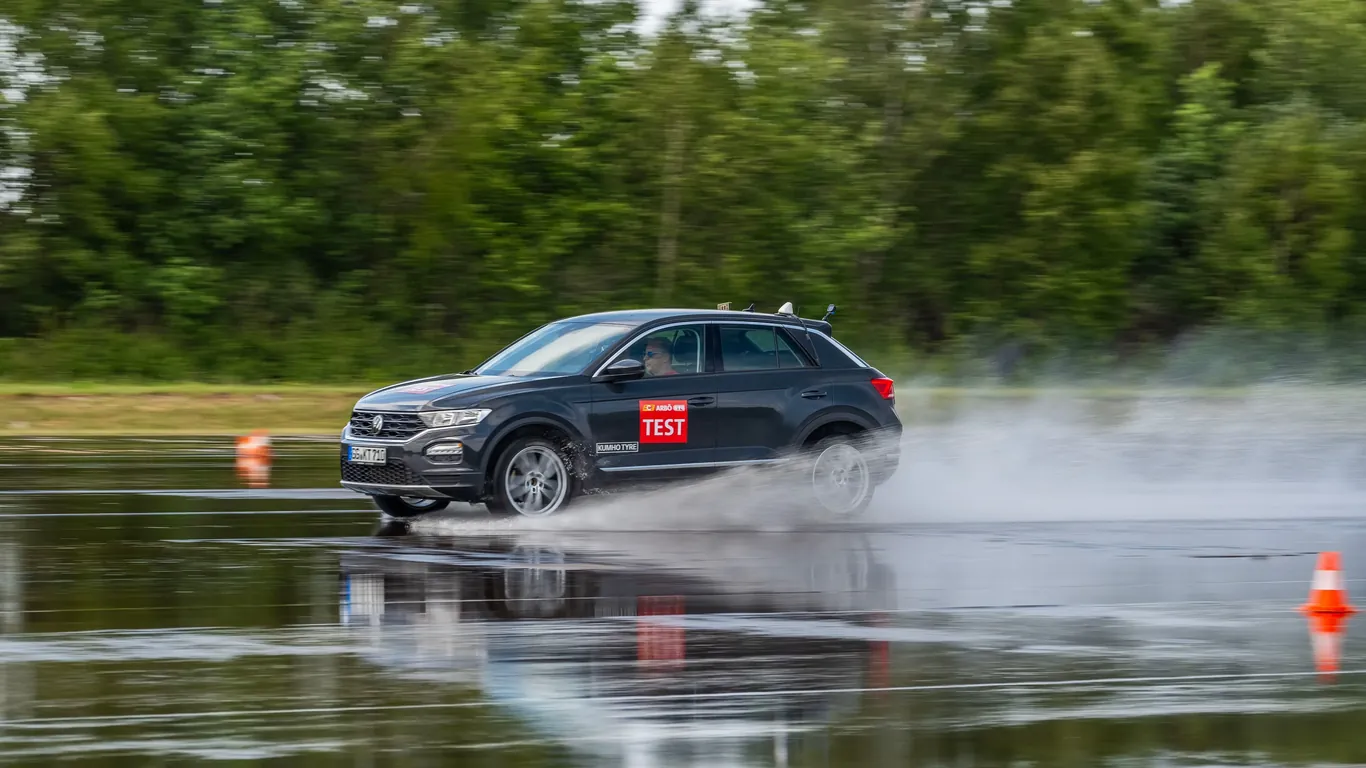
[{"left": 338, "top": 524, "right": 898, "bottom": 765}]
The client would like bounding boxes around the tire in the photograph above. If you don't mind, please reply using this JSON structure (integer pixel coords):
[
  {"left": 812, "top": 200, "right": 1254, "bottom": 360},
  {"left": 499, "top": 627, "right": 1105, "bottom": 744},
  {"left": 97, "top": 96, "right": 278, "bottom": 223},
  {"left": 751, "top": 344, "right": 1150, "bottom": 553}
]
[
  {"left": 372, "top": 494, "right": 450, "bottom": 519},
  {"left": 489, "top": 436, "right": 578, "bottom": 518},
  {"left": 806, "top": 434, "right": 874, "bottom": 519}
]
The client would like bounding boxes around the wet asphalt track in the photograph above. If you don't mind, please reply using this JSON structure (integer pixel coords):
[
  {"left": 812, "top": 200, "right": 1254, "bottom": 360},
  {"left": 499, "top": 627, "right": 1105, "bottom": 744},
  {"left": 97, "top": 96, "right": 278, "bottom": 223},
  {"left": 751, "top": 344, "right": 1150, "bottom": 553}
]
[{"left": 1, "top": 435, "right": 1366, "bottom": 766}]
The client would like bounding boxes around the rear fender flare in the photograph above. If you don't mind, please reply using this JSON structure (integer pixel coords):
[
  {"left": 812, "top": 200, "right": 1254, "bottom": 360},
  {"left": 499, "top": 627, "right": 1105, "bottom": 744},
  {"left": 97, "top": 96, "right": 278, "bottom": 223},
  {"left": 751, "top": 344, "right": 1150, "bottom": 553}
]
[{"left": 790, "top": 408, "right": 879, "bottom": 452}]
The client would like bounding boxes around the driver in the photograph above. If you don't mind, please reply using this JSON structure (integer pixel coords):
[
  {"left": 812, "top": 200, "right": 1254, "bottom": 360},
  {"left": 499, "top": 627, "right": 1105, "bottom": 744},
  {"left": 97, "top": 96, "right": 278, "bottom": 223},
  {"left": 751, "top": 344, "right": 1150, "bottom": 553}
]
[{"left": 643, "top": 336, "right": 678, "bottom": 377}]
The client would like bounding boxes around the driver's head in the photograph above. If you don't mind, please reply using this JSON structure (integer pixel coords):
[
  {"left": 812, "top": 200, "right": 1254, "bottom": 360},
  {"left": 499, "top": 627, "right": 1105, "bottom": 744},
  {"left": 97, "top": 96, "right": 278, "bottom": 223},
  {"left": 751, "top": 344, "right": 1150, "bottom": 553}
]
[{"left": 643, "top": 336, "right": 674, "bottom": 376}]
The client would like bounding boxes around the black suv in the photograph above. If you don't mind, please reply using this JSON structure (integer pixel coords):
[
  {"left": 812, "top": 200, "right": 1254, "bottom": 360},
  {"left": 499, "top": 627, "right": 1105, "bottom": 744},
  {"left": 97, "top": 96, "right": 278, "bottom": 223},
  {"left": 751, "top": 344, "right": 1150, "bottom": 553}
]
[{"left": 339, "top": 304, "right": 901, "bottom": 519}]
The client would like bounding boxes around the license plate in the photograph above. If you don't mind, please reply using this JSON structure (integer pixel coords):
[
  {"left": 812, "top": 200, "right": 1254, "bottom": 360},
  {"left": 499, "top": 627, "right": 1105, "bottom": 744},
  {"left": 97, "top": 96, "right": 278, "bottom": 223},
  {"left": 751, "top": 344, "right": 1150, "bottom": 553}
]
[{"left": 347, "top": 445, "right": 386, "bottom": 464}]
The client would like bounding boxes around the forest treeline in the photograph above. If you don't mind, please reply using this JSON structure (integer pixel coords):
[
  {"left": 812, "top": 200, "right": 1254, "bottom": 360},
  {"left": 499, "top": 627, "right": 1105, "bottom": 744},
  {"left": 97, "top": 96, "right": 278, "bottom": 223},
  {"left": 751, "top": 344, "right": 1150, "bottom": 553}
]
[{"left": 4, "top": 0, "right": 1366, "bottom": 383}]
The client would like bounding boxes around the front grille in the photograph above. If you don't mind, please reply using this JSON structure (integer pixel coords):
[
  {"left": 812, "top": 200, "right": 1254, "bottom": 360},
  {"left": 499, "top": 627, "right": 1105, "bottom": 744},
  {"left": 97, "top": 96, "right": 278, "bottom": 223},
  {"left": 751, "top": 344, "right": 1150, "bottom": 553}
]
[
  {"left": 348, "top": 410, "right": 426, "bottom": 441},
  {"left": 341, "top": 449, "right": 426, "bottom": 486}
]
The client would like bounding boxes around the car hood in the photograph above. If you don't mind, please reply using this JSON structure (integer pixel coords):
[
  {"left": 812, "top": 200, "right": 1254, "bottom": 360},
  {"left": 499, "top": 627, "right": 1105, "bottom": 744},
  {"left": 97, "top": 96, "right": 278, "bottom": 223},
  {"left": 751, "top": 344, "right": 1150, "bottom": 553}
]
[{"left": 356, "top": 374, "right": 523, "bottom": 410}]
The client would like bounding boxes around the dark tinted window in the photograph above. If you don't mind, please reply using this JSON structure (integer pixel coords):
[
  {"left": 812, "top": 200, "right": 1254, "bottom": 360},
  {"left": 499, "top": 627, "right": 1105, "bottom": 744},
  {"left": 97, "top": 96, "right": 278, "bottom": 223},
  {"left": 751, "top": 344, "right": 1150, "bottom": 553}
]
[
  {"left": 774, "top": 329, "right": 811, "bottom": 368},
  {"left": 719, "top": 325, "right": 810, "bottom": 371},
  {"left": 809, "top": 333, "right": 863, "bottom": 369}
]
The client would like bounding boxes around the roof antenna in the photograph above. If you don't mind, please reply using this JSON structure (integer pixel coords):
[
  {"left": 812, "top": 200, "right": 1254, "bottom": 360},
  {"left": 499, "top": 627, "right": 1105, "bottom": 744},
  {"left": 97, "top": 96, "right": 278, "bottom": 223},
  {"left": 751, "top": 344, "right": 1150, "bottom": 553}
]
[
  {"left": 784, "top": 302, "right": 822, "bottom": 367},
  {"left": 743, "top": 302, "right": 755, "bottom": 312}
]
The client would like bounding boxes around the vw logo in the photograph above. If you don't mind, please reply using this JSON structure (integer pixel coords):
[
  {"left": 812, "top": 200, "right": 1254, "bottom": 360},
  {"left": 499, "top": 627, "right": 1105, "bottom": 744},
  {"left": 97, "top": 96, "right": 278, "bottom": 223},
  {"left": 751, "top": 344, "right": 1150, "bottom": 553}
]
[{"left": 371, "top": 414, "right": 384, "bottom": 432}]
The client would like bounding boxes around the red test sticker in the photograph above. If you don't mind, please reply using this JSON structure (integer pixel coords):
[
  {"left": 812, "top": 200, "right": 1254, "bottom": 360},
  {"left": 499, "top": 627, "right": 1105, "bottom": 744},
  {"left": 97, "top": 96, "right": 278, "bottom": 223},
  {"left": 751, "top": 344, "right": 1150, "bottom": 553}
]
[{"left": 639, "top": 400, "right": 688, "bottom": 444}]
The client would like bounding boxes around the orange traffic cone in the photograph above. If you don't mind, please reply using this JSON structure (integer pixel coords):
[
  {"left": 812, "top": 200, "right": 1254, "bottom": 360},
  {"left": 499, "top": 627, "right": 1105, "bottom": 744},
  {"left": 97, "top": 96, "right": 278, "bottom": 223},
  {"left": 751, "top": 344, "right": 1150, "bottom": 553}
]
[
  {"left": 235, "top": 430, "right": 272, "bottom": 460},
  {"left": 1301, "top": 552, "right": 1356, "bottom": 615}
]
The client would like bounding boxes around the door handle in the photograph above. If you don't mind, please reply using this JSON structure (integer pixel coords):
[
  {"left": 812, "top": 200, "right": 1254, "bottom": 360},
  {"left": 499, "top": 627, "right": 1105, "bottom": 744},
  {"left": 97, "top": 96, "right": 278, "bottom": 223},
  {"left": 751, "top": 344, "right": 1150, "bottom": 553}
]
[
  {"left": 687, "top": 396, "right": 715, "bottom": 406},
  {"left": 800, "top": 389, "right": 827, "bottom": 399}
]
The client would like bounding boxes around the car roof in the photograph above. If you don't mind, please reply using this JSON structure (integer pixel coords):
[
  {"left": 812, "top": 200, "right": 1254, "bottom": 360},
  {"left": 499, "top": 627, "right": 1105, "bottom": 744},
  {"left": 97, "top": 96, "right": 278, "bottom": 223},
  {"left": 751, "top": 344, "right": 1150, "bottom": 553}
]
[{"left": 560, "top": 308, "right": 834, "bottom": 335}]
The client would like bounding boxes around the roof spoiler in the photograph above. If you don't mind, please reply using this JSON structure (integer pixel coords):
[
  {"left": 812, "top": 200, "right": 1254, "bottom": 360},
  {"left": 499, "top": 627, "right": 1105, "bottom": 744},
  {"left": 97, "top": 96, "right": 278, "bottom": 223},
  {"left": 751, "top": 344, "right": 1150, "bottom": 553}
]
[{"left": 716, "top": 299, "right": 835, "bottom": 334}]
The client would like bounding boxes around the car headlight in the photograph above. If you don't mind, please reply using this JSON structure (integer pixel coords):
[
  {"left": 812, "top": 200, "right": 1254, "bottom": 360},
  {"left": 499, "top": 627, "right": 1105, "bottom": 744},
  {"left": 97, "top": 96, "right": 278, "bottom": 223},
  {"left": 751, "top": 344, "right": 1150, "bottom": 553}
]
[{"left": 419, "top": 409, "right": 491, "bottom": 428}]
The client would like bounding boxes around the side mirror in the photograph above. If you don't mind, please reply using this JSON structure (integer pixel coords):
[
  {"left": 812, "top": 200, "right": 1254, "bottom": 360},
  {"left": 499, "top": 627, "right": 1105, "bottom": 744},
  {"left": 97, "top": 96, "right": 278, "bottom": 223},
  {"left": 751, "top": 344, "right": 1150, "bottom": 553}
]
[{"left": 593, "top": 358, "right": 645, "bottom": 383}]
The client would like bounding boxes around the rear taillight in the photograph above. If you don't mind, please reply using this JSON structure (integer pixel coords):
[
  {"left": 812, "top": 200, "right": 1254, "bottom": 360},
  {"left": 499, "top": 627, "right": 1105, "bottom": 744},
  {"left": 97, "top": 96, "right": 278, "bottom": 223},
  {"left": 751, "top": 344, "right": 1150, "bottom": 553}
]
[{"left": 871, "top": 377, "right": 894, "bottom": 399}]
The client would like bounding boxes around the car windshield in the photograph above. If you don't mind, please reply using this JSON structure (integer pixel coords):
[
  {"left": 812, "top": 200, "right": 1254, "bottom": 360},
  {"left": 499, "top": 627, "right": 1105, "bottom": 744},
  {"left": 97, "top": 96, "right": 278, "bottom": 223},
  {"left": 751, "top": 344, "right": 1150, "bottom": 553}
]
[{"left": 474, "top": 320, "right": 636, "bottom": 377}]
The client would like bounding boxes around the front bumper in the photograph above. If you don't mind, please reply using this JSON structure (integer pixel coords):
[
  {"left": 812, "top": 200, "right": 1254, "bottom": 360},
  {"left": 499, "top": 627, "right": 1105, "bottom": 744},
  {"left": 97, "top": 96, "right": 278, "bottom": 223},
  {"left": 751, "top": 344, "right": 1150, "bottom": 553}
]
[
  {"left": 339, "top": 478, "right": 483, "bottom": 501},
  {"left": 339, "top": 422, "right": 491, "bottom": 502}
]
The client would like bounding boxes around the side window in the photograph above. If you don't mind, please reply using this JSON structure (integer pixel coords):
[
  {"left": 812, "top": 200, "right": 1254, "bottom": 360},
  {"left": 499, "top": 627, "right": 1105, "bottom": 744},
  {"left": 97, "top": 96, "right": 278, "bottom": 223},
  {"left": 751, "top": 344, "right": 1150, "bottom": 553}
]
[
  {"left": 720, "top": 325, "right": 780, "bottom": 371},
  {"left": 719, "top": 325, "right": 814, "bottom": 371},
  {"left": 610, "top": 325, "right": 706, "bottom": 377},
  {"left": 764, "top": 325, "right": 803, "bottom": 368},
  {"left": 770, "top": 327, "right": 797, "bottom": 366}
]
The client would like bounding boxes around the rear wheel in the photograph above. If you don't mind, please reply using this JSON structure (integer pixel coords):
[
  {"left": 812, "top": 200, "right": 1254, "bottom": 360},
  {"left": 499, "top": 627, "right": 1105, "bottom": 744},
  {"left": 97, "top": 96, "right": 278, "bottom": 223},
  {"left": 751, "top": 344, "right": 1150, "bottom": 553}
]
[
  {"left": 807, "top": 434, "right": 873, "bottom": 519},
  {"left": 489, "top": 437, "right": 577, "bottom": 518},
  {"left": 372, "top": 495, "right": 449, "bottom": 519}
]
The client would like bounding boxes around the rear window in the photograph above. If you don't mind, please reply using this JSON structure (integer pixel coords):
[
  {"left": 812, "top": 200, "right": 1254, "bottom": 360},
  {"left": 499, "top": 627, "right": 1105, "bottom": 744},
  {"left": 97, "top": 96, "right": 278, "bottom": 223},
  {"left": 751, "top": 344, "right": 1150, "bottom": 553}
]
[{"left": 810, "top": 333, "right": 868, "bottom": 369}]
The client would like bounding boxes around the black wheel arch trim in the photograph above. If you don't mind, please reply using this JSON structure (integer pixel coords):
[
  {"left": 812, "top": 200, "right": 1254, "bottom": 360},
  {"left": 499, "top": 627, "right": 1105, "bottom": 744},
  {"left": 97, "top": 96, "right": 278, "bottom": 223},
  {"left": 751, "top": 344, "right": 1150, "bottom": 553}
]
[
  {"left": 791, "top": 408, "right": 880, "bottom": 450},
  {"left": 480, "top": 413, "right": 590, "bottom": 475}
]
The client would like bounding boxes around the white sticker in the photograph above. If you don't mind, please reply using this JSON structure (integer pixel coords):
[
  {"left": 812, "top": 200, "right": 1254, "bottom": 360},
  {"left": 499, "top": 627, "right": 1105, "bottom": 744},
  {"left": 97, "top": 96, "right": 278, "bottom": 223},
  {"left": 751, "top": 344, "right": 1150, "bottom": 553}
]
[{"left": 596, "top": 442, "right": 639, "bottom": 454}]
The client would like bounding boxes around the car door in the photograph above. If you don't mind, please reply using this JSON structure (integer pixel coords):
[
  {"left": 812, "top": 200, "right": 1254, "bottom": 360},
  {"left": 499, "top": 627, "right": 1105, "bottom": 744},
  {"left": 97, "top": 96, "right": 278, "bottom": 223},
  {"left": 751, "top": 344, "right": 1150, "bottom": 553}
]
[
  {"left": 712, "top": 323, "right": 826, "bottom": 464},
  {"left": 588, "top": 323, "right": 720, "bottom": 476}
]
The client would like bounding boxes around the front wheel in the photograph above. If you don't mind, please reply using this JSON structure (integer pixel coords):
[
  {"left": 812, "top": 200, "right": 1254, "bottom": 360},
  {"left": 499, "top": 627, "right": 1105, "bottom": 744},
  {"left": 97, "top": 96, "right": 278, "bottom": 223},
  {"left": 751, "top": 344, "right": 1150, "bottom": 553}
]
[
  {"left": 489, "top": 437, "right": 577, "bottom": 518},
  {"left": 372, "top": 495, "right": 450, "bottom": 519},
  {"left": 807, "top": 435, "right": 874, "bottom": 519}
]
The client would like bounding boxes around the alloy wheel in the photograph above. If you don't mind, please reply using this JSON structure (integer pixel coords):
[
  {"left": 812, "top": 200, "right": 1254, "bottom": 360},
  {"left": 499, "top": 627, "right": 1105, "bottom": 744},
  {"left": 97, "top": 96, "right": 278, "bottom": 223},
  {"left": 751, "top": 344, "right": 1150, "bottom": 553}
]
[
  {"left": 504, "top": 445, "right": 569, "bottom": 517},
  {"left": 810, "top": 442, "right": 871, "bottom": 517}
]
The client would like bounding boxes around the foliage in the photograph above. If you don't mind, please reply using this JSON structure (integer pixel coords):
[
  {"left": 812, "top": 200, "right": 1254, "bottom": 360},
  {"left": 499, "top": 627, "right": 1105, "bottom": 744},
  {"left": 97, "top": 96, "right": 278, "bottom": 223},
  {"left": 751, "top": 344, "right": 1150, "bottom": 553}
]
[{"left": 3, "top": 0, "right": 1366, "bottom": 383}]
